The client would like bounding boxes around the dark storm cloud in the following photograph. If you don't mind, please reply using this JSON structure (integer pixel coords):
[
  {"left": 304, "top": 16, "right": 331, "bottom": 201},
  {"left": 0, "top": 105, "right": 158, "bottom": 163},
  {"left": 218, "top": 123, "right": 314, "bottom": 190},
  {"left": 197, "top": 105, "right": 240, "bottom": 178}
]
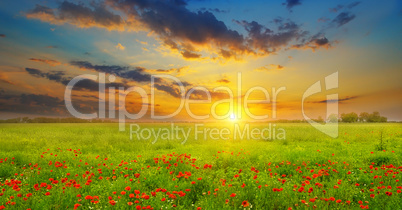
[
  {"left": 282, "top": 0, "right": 302, "bottom": 11},
  {"left": 0, "top": 91, "right": 102, "bottom": 116},
  {"left": 153, "top": 83, "right": 182, "bottom": 98},
  {"left": 121, "top": 0, "right": 247, "bottom": 53},
  {"left": 181, "top": 50, "right": 202, "bottom": 59},
  {"left": 327, "top": 2, "right": 360, "bottom": 28},
  {"left": 20, "top": 94, "right": 63, "bottom": 107},
  {"left": 26, "top": 0, "right": 336, "bottom": 60},
  {"left": 70, "top": 61, "right": 128, "bottom": 73},
  {"left": 290, "top": 33, "right": 334, "bottom": 51},
  {"left": 25, "top": 68, "right": 65, "bottom": 82},
  {"left": 0, "top": 92, "right": 67, "bottom": 115},
  {"left": 198, "top": 8, "right": 229, "bottom": 13},
  {"left": 70, "top": 61, "right": 157, "bottom": 83},
  {"left": 0, "top": 34, "right": 5, "bottom": 38},
  {"left": 234, "top": 19, "right": 309, "bottom": 54},
  {"left": 72, "top": 94, "right": 99, "bottom": 100},
  {"left": 332, "top": 12, "right": 356, "bottom": 27},
  {"left": 25, "top": 65, "right": 194, "bottom": 96},
  {"left": 26, "top": 1, "right": 124, "bottom": 30},
  {"left": 173, "top": 81, "right": 192, "bottom": 87},
  {"left": 28, "top": 4, "right": 53, "bottom": 15},
  {"left": 152, "top": 83, "right": 230, "bottom": 99},
  {"left": 0, "top": 92, "right": 13, "bottom": 100},
  {"left": 312, "top": 96, "right": 359, "bottom": 104},
  {"left": 186, "top": 88, "right": 230, "bottom": 100},
  {"left": 25, "top": 67, "right": 127, "bottom": 91},
  {"left": 314, "top": 37, "right": 330, "bottom": 46}
]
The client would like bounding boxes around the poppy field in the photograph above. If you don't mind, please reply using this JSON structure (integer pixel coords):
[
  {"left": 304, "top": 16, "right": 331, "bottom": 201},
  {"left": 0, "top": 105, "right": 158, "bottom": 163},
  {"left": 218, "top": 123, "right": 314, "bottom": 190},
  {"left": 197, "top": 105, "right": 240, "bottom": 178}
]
[{"left": 0, "top": 123, "right": 401, "bottom": 209}]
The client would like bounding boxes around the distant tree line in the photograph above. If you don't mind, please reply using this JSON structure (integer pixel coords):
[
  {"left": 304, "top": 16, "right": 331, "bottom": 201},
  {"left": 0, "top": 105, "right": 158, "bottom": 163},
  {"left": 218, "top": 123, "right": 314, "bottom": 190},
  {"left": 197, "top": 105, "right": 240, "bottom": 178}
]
[
  {"left": 0, "top": 117, "right": 113, "bottom": 123},
  {"left": 0, "top": 112, "right": 391, "bottom": 123},
  {"left": 273, "top": 119, "right": 308, "bottom": 123},
  {"left": 327, "top": 111, "right": 388, "bottom": 123}
]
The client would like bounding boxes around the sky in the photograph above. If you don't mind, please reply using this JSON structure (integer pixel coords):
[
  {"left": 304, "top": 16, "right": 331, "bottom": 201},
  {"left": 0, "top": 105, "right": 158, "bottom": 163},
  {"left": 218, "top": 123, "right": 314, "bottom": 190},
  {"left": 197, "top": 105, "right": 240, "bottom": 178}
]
[{"left": 0, "top": 0, "right": 401, "bottom": 121}]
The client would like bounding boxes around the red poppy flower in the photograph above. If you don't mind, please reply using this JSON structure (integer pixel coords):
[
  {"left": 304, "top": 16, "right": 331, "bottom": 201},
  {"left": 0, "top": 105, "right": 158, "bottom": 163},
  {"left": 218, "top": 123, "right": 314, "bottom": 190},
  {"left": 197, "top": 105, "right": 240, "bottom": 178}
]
[{"left": 242, "top": 200, "right": 250, "bottom": 207}]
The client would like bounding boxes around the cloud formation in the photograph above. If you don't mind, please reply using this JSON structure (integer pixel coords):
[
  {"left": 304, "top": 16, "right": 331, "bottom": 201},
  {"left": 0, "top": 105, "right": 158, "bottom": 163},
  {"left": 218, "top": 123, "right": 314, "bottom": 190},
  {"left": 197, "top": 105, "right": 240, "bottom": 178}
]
[
  {"left": 143, "top": 66, "right": 189, "bottom": 77},
  {"left": 70, "top": 61, "right": 156, "bottom": 83},
  {"left": 181, "top": 50, "right": 202, "bottom": 59},
  {"left": 282, "top": 0, "right": 302, "bottom": 11},
  {"left": 46, "top": 45, "right": 58, "bottom": 48},
  {"left": 199, "top": 8, "right": 229, "bottom": 14},
  {"left": 0, "top": 73, "right": 15, "bottom": 85},
  {"left": 0, "top": 91, "right": 104, "bottom": 116},
  {"left": 186, "top": 88, "right": 230, "bottom": 100},
  {"left": 0, "top": 34, "right": 5, "bottom": 38},
  {"left": 20, "top": 93, "right": 63, "bottom": 107},
  {"left": 313, "top": 96, "right": 359, "bottom": 104},
  {"left": 115, "top": 43, "right": 125, "bottom": 50},
  {"left": 330, "top": 2, "right": 361, "bottom": 13},
  {"left": 217, "top": 79, "right": 230, "bottom": 83},
  {"left": 329, "top": 5, "right": 344, "bottom": 13},
  {"left": 291, "top": 33, "right": 336, "bottom": 51},
  {"left": 26, "top": 2, "right": 124, "bottom": 30},
  {"left": 153, "top": 83, "right": 182, "bottom": 98},
  {"left": 332, "top": 12, "right": 356, "bottom": 27},
  {"left": 318, "top": 17, "right": 330, "bottom": 23},
  {"left": 151, "top": 82, "right": 230, "bottom": 100},
  {"left": 26, "top": 0, "right": 335, "bottom": 60},
  {"left": 0, "top": 92, "right": 66, "bottom": 115},
  {"left": 234, "top": 19, "right": 316, "bottom": 55},
  {"left": 255, "top": 64, "right": 285, "bottom": 72},
  {"left": 29, "top": 58, "right": 61, "bottom": 66},
  {"left": 25, "top": 67, "right": 127, "bottom": 91}
]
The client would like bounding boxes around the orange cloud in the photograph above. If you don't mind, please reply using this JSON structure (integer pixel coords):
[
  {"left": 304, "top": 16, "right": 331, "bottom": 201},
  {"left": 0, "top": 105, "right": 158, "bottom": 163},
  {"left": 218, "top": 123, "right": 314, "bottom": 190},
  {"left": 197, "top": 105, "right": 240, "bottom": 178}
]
[
  {"left": 255, "top": 64, "right": 284, "bottom": 72},
  {"left": 29, "top": 58, "right": 61, "bottom": 66},
  {"left": 26, "top": 1, "right": 338, "bottom": 61},
  {"left": 291, "top": 36, "right": 338, "bottom": 51},
  {"left": 217, "top": 78, "right": 230, "bottom": 83},
  {"left": 25, "top": 2, "right": 125, "bottom": 31},
  {"left": 181, "top": 50, "right": 202, "bottom": 59},
  {"left": 0, "top": 73, "right": 15, "bottom": 85},
  {"left": 115, "top": 43, "right": 125, "bottom": 50}
]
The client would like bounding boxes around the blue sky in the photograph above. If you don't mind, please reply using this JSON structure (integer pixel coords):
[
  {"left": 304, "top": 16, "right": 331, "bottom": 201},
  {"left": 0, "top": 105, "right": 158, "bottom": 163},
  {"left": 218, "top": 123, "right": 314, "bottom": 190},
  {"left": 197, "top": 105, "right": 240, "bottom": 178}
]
[{"left": 0, "top": 0, "right": 401, "bottom": 120}]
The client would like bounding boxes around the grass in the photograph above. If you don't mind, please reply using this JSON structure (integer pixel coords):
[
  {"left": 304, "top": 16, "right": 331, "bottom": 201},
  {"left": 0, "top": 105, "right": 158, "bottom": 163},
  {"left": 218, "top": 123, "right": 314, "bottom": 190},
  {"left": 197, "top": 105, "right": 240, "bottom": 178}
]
[{"left": 0, "top": 123, "right": 401, "bottom": 209}]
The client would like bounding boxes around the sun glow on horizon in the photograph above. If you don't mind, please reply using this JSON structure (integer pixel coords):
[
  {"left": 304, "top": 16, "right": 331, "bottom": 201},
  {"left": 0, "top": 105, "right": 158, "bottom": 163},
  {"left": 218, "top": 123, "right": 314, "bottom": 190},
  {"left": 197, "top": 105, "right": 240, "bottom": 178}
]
[{"left": 229, "top": 113, "right": 236, "bottom": 121}]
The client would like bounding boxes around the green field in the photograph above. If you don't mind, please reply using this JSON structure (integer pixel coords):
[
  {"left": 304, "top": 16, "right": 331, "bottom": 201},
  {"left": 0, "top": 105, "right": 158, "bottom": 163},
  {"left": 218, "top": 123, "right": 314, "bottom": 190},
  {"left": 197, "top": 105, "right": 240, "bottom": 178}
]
[{"left": 0, "top": 123, "right": 401, "bottom": 209}]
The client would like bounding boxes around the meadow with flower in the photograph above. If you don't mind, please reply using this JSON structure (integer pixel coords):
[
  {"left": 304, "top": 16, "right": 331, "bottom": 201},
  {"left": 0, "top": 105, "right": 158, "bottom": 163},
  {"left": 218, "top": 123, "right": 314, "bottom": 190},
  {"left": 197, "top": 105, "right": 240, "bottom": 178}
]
[{"left": 0, "top": 123, "right": 401, "bottom": 209}]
